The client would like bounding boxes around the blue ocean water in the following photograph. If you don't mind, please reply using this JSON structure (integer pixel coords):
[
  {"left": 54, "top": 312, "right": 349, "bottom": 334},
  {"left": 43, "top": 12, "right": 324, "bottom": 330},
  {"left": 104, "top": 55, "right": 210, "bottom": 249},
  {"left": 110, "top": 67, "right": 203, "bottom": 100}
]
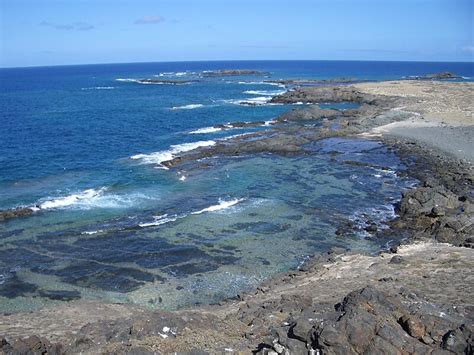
[{"left": 0, "top": 60, "right": 472, "bottom": 311}]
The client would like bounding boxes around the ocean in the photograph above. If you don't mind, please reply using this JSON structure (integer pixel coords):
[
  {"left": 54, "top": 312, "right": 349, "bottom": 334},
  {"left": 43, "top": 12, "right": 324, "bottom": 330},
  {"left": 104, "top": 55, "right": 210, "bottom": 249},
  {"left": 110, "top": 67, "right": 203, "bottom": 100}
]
[{"left": 0, "top": 60, "right": 472, "bottom": 312}]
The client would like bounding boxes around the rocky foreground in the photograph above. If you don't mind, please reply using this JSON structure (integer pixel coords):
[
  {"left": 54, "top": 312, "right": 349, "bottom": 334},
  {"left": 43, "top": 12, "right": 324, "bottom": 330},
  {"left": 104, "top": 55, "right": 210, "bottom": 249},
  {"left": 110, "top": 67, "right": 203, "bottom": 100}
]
[{"left": 1, "top": 80, "right": 473, "bottom": 354}]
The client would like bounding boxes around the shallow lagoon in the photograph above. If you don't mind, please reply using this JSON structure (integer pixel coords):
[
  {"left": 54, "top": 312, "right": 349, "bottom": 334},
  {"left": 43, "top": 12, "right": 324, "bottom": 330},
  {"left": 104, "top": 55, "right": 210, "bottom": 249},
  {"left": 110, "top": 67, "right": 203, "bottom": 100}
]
[{"left": 0, "top": 137, "right": 415, "bottom": 312}]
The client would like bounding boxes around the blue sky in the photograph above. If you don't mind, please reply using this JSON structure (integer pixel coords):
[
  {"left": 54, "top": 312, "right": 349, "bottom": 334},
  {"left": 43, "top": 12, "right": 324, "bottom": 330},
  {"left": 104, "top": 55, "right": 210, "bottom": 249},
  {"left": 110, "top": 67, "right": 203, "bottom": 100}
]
[{"left": 1, "top": 0, "right": 472, "bottom": 67}]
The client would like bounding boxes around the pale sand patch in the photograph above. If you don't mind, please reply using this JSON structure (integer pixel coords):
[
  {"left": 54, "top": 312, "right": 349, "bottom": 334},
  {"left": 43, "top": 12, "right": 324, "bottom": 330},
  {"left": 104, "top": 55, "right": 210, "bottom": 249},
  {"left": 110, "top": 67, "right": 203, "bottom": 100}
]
[
  {"left": 354, "top": 80, "right": 474, "bottom": 125},
  {"left": 354, "top": 80, "right": 474, "bottom": 161}
]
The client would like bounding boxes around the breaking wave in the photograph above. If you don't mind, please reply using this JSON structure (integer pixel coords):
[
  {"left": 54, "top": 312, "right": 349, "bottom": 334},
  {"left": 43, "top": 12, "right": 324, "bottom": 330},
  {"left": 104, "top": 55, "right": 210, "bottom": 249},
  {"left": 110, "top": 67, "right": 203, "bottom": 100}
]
[{"left": 130, "top": 140, "right": 216, "bottom": 168}]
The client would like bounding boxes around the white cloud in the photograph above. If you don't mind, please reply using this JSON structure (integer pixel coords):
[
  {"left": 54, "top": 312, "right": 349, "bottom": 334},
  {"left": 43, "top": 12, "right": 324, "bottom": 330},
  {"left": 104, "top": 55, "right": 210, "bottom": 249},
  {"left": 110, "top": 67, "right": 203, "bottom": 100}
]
[
  {"left": 39, "top": 21, "right": 95, "bottom": 31},
  {"left": 134, "top": 16, "right": 164, "bottom": 25},
  {"left": 461, "top": 45, "right": 474, "bottom": 53}
]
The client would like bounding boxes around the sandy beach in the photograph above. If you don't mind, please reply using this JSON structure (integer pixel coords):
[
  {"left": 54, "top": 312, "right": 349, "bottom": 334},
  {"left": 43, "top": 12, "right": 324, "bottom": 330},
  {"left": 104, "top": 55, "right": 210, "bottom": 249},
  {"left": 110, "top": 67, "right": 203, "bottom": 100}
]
[{"left": 355, "top": 80, "right": 474, "bottom": 162}]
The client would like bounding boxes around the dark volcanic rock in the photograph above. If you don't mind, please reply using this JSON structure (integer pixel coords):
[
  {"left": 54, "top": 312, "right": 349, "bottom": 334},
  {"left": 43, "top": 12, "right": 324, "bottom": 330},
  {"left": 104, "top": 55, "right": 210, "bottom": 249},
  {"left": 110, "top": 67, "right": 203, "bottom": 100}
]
[
  {"left": 215, "top": 121, "right": 266, "bottom": 129},
  {"left": 397, "top": 180, "right": 473, "bottom": 247},
  {"left": 202, "top": 69, "right": 269, "bottom": 77},
  {"left": 270, "top": 86, "right": 378, "bottom": 104},
  {"left": 0, "top": 335, "right": 64, "bottom": 354},
  {"left": 277, "top": 106, "right": 340, "bottom": 122},
  {"left": 409, "top": 72, "right": 463, "bottom": 80},
  {"left": 256, "top": 286, "right": 473, "bottom": 355},
  {"left": 137, "top": 79, "right": 196, "bottom": 85},
  {"left": 0, "top": 207, "right": 35, "bottom": 221},
  {"left": 161, "top": 133, "right": 309, "bottom": 168},
  {"left": 266, "top": 78, "right": 364, "bottom": 86}
]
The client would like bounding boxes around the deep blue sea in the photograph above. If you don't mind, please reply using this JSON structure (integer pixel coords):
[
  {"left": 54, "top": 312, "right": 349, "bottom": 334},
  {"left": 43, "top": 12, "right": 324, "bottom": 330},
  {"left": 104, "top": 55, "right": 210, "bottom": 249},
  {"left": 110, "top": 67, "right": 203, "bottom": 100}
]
[{"left": 0, "top": 60, "right": 472, "bottom": 312}]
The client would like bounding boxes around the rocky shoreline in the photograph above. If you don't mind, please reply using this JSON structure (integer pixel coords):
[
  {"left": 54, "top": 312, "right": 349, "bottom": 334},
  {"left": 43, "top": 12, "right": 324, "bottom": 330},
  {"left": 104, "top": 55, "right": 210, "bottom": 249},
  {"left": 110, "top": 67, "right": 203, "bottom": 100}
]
[{"left": 1, "top": 80, "right": 473, "bottom": 354}]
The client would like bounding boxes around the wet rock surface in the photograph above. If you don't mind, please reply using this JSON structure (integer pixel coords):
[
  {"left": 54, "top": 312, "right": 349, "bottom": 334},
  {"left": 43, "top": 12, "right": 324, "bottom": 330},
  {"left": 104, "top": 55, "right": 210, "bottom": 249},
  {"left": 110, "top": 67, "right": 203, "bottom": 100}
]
[{"left": 0, "top": 207, "right": 35, "bottom": 221}]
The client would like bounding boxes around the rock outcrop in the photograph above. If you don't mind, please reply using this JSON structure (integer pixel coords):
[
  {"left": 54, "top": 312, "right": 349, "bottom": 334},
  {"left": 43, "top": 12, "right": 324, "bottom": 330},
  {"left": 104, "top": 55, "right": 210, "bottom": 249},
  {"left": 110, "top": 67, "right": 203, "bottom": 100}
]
[
  {"left": 202, "top": 69, "right": 269, "bottom": 77},
  {"left": 254, "top": 286, "right": 473, "bottom": 354}
]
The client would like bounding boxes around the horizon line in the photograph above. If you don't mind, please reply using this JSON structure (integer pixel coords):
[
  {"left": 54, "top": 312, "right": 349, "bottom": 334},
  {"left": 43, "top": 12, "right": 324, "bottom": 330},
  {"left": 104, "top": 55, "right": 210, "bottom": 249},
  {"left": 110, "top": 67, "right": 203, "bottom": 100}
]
[{"left": 1, "top": 58, "right": 473, "bottom": 70}]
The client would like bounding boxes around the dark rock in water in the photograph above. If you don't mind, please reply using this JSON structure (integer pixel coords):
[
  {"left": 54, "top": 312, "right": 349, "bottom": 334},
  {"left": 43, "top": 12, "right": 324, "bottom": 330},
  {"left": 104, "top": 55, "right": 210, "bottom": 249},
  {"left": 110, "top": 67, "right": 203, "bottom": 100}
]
[
  {"left": 201, "top": 69, "right": 269, "bottom": 77},
  {"left": 0, "top": 207, "right": 35, "bottom": 221},
  {"left": 215, "top": 121, "right": 265, "bottom": 129},
  {"left": 50, "top": 262, "right": 163, "bottom": 292},
  {"left": 364, "top": 223, "right": 378, "bottom": 233},
  {"left": 38, "top": 290, "right": 81, "bottom": 301},
  {"left": 266, "top": 78, "right": 364, "bottom": 86},
  {"left": 231, "top": 221, "right": 291, "bottom": 234},
  {"left": 0, "top": 274, "right": 38, "bottom": 298},
  {"left": 136, "top": 79, "right": 196, "bottom": 85},
  {"left": 408, "top": 72, "right": 463, "bottom": 80}
]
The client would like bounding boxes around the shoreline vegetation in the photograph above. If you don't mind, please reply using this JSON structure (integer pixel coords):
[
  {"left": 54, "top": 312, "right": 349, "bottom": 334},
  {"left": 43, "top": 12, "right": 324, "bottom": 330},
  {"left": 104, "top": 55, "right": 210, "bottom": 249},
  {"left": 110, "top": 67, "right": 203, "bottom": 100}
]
[{"left": 1, "top": 75, "right": 473, "bottom": 354}]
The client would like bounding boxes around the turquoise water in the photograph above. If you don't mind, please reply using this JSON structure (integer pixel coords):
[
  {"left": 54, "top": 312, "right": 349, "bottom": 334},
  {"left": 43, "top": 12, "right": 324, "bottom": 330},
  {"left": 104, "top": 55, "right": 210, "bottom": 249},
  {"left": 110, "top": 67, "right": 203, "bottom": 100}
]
[{"left": 0, "top": 60, "right": 471, "bottom": 312}]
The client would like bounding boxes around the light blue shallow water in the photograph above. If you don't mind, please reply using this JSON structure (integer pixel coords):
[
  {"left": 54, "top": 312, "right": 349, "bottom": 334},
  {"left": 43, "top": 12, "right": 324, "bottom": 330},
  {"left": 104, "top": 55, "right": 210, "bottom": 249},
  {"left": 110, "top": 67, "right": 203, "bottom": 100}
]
[{"left": 0, "top": 60, "right": 472, "bottom": 311}]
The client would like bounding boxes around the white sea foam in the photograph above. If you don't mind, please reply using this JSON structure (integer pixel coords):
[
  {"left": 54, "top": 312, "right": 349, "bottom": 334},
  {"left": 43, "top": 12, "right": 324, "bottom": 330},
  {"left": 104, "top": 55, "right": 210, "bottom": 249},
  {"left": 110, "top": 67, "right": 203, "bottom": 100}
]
[
  {"left": 189, "top": 126, "right": 223, "bottom": 134},
  {"left": 221, "top": 133, "right": 251, "bottom": 140},
  {"left": 139, "top": 214, "right": 178, "bottom": 228},
  {"left": 171, "top": 104, "right": 205, "bottom": 110},
  {"left": 243, "top": 89, "right": 286, "bottom": 95},
  {"left": 238, "top": 81, "right": 285, "bottom": 88},
  {"left": 81, "top": 230, "right": 104, "bottom": 235},
  {"left": 130, "top": 140, "right": 216, "bottom": 167},
  {"left": 116, "top": 78, "right": 185, "bottom": 85},
  {"left": 222, "top": 96, "right": 274, "bottom": 106},
  {"left": 37, "top": 188, "right": 155, "bottom": 210},
  {"left": 191, "top": 198, "right": 245, "bottom": 215},
  {"left": 81, "top": 86, "right": 115, "bottom": 90},
  {"left": 155, "top": 71, "right": 196, "bottom": 77},
  {"left": 116, "top": 78, "right": 139, "bottom": 83},
  {"left": 39, "top": 188, "right": 107, "bottom": 210}
]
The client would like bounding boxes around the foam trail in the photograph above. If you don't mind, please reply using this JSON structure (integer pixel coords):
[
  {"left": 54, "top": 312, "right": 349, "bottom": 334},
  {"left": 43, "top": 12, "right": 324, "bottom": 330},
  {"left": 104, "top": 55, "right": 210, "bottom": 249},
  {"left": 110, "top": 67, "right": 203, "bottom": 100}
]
[
  {"left": 189, "top": 127, "right": 223, "bottom": 134},
  {"left": 238, "top": 81, "right": 286, "bottom": 88},
  {"left": 222, "top": 96, "right": 274, "bottom": 106},
  {"left": 81, "top": 230, "right": 104, "bottom": 235},
  {"left": 171, "top": 104, "right": 205, "bottom": 110},
  {"left": 139, "top": 214, "right": 178, "bottom": 228},
  {"left": 37, "top": 189, "right": 155, "bottom": 210},
  {"left": 243, "top": 89, "right": 286, "bottom": 95},
  {"left": 116, "top": 78, "right": 138, "bottom": 83},
  {"left": 39, "top": 188, "right": 107, "bottom": 209},
  {"left": 191, "top": 198, "right": 245, "bottom": 215},
  {"left": 81, "top": 86, "right": 115, "bottom": 90},
  {"left": 130, "top": 140, "right": 216, "bottom": 167}
]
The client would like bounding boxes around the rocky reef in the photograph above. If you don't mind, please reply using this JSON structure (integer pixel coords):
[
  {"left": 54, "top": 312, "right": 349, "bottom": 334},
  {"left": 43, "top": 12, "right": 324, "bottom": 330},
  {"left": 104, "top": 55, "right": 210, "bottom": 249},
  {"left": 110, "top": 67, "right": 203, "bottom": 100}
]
[
  {"left": 201, "top": 69, "right": 270, "bottom": 77},
  {"left": 137, "top": 79, "right": 197, "bottom": 85},
  {"left": 0, "top": 207, "right": 35, "bottom": 221},
  {"left": 407, "top": 72, "right": 464, "bottom": 80}
]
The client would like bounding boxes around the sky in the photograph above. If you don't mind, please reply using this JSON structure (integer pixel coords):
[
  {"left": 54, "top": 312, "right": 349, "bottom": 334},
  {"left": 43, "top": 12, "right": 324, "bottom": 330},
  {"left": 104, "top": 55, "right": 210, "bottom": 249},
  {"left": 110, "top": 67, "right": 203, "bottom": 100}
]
[{"left": 0, "top": 0, "right": 473, "bottom": 67}]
